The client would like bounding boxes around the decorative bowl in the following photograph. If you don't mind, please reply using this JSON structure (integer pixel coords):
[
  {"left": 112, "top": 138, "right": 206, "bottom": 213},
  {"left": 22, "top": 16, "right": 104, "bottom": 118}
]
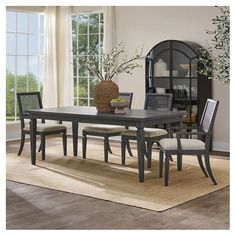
[{"left": 110, "top": 101, "right": 130, "bottom": 113}]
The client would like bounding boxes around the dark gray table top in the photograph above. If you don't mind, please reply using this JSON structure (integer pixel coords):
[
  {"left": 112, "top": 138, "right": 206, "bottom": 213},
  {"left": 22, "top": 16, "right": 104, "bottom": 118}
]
[{"left": 28, "top": 106, "right": 183, "bottom": 120}]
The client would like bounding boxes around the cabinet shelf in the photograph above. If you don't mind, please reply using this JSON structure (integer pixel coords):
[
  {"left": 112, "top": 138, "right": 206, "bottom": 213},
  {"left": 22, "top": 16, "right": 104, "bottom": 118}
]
[{"left": 145, "top": 40, "right": 212, "bottom": 126}]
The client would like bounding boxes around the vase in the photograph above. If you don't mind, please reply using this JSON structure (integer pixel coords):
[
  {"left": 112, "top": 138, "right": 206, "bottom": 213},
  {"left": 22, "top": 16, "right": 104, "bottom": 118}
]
[
  {"left": 154, "top": 59, "right": 167, "bottom": 76},
  {"left": 95, "top": 80, "right": 119, "bottom": 112}
]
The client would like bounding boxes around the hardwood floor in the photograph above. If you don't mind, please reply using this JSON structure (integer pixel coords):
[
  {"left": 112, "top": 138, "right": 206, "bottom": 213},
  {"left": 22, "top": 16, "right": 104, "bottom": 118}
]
[{"left": 6, "top": 138, "right": 230, "bottom": 229}]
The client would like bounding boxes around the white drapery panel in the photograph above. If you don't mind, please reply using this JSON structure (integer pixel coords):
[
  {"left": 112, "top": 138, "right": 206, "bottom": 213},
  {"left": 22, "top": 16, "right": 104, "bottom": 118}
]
[
  {"left": 43, "top": 6, "right": 58, "bottom": 108},
  {"left": 43, "top": 6, "right": 73, "bottom": 108},
  {"left": 103, "top": 6, "right": 116, "bottom": 53},
  {"left": 57, "top": 6, "right": 73, "bottom": 107}
]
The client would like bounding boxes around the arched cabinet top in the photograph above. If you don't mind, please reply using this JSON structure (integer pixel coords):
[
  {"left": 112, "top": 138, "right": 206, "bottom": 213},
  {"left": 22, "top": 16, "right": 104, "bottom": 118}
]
[{"left": 146, "top": 40, "right": 203, "bottom": 61}]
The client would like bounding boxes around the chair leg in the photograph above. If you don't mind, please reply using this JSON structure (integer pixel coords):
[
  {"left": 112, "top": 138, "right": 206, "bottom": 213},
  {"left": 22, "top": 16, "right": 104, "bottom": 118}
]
[
  {"left": 38, "top": 142, "right": 42, "bottom": 152},
  {"left": 164, "top": 156, "right": 170, "bottom": 186},
  {"left": 159, "top": 150, "right": 163, "bottom": 178},
  {"left": 126, "top": 140, "right": 133, "bottom": 157},
  {"left": 107, "top": 141, "right": 113, "bottom": 154},
  {"left": 41, "top": 134, "right": 45, "bottom": 160},
  {"left": 121, "top": 137, "right": 126, "bottom": 165},
  {"left": 204, "top": 154, "right": 217, "bottom": 185},
  {"left": 177, "top": 153, "right": 182, "bottom": 171},
  {"left": 146, "top": 141, "right": 152, "bottom": 168},
  {"left": 104, "top": 137, "right": 109, "bottom": 163},
  {"left": 197, "top": 155, "right": 208, "bottom": 177},
  {"left": 63, "top": 131, "right": 67, "bottom": 156},
  {"left": 82, "top": 134, "right": 87, "bottom": 159},
  {"left": 18, "top": 133, "right": 25, "bottom": 156}
]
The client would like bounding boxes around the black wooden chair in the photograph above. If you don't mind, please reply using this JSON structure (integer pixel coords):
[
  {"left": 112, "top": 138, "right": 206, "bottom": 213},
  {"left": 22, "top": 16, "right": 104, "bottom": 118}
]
[
  {"left": 158, "top": 99, "right": 219, "bottom": 186},
  {"left": 17, "top": 92, "right": 67, "bottom": 160},
  {"left": 82, "top": 92, "right": 133, "bottom": 162},
  {"left": 121, "top": 93, "right": 173, "bottom": 168}
]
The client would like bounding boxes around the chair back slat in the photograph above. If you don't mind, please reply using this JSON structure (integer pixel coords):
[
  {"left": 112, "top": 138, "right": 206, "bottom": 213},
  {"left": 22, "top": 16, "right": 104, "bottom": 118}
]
[
  {"left": 17, "top": 92, "right": 43, "bottom": 117},
  {"left": 144, "top": 93, "right": 173, "bottom": 111},
  {"left": 119, "top": 92, "right": 133, "bottom": 109},
  {"left": 200, "top": 99, "right": 219, "bottom": 134}
]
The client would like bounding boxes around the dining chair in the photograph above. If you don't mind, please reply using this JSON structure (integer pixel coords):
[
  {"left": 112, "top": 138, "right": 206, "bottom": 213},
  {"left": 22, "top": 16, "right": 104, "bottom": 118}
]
[
  {"left": 121, "top": 93, "right": 173, "bottom": 168},
  {"left": 158, "top": 99, "right": 219, "bottom": 186},
  {"left": 82, "top": 92, "right": 133, "bottom": 162},
  {"left": 17, "top": 92, "right": 67, "bottom": 160}
]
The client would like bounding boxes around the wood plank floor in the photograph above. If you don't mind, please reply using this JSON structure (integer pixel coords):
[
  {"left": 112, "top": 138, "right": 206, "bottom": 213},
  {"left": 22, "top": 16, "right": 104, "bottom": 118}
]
[{"left": 6, "top": 138, "right": 230, "bottom": 230}]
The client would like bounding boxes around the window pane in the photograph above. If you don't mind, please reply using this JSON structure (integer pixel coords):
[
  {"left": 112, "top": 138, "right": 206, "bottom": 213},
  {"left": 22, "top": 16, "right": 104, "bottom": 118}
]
[
  {"left": 74, "top": 77, "right": 78, "bottom": 98},
  {"left": 89, "top": 13, "right": 99, "bottom": 33},
  {"left": 72, "top": 16, "right": 78, "bottom": 34},
  {"left": 40, "top": 35, "right": 44, "bottom": 55},
  {"left": 28, "top": 73, "right": 38, "bottom": 92},
  {"left": 78, "top": 14, "right": 88, "bottom": 34},
  {"left": 89, "top": 34, "right": 99, "bottom": 53},
  {"left": 6, "top": 33, "right": 16, "bottom": 55},
  {"left": 6, "top": 72, "right": 15, "bottom": 121},
  {"left": 79, "top": 77, "right": 88, "bottom": 97},
  {"left": 100, "top": 13, "right": 104, "bottom": 33},
  {"left": 79, "top": 99, "right": 88, "bottom": 106},
  {"left": 89, "top": 77, "right": 98, "bottom": 98},
  {"left": 39, "top": 57, "right": 44, "bottom": 77},
  {"left": 29, "top": 13, "right": 38, "bottom": 33},
  {"left": 16, "top": 56, "right": 27, "bottom": 76},
  {"left": 28, "top": 56, "right": 38, "bottom": 76},
  {"left": 40, "top": 15, "right": 44, "bottom": 34},
  {"left": 17, "top": 34, "right": 27, "bottom": 55},
  {"left": 17, "top": 12, "right": 28, "bottom": 33},
  {"left": 89, "top": 99, "right": 95, "bottom": 106},
  {"left": 78, "top": 35, "right": 87, "bottom": 55},
  {"left": 29, "top": 34, "right": 39, "bottom": 55},
  {"left": 6, "top": 56, "right": 15, "bottom": 75},
  {"left": 72, "top": 34, "right": 77, "bottom": 55},
  {"left": 17, "top": 74, "right": 27, "bottom": 92},
  {"left": 6, "top": 11, "right": 16, "bottom": 32}
]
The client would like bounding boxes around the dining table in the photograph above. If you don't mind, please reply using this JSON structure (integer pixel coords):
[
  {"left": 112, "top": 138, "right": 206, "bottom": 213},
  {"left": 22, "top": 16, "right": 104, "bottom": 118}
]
[{"left": 27, "top": 106, "right": 184, "bottom": 182}]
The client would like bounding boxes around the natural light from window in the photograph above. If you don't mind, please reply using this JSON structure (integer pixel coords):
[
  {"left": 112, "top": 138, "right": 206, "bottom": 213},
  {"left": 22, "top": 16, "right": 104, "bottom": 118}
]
[
  {"left": 72, "top": 12, "right": 104, "bottom": 107},
  {"left": 6, "top": 10, "right": 45, "bottom": 121}
]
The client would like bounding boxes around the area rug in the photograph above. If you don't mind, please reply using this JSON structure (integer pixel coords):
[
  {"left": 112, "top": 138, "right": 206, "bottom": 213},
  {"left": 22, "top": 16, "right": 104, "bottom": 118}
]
[{"left": 6, "top": 142, "right": 229, "bottom": 211}]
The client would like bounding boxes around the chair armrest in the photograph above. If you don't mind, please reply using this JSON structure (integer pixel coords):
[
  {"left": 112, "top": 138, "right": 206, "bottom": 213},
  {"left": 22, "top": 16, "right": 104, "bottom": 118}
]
[
  {"left": 169, "top": 124, "right": 201, "bottom": 131},
  {"left": 176, "top": 131, "right": 206, "bottom": 138}
]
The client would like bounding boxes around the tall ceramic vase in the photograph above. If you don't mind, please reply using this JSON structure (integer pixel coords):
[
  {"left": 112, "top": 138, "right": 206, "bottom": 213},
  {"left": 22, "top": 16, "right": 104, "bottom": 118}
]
[{"left": 95, "top": 80, "right": 119, "bottom": 112}]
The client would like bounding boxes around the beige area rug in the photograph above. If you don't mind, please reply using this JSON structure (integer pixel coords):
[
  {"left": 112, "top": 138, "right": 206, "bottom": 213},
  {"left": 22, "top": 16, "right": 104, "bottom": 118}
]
[{"left": 6, "top": 142, "right": 229, "bottom": 211}]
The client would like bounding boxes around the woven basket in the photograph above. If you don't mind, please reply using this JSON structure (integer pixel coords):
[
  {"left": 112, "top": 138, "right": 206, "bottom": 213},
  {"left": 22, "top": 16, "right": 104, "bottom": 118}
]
[{"left": 95, "top": 80, "right": 119, "bottom": 112}]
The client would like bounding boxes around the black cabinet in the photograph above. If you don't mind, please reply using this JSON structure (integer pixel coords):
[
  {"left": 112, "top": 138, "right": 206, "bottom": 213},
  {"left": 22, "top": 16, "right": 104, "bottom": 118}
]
[{"left": 145, "top": 40, "right": 211, "bottom": 125}]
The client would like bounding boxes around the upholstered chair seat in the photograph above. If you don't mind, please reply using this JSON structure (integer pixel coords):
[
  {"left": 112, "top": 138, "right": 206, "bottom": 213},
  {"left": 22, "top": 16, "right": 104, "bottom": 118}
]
[
  {"left": 122, "top": 128, "right": 168, "bottom": 138},
  {"left": 159, "top": 138, "right": 205, "bottom": 151},
  {"left": 23, "top": 124, "right": 67, "bottom": 132}
]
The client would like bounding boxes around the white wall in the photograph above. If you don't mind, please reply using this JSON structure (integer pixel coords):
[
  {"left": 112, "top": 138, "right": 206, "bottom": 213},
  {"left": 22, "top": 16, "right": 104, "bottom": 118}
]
[{"left": 115, "top": 6, "right": 230, "bottom": 152}]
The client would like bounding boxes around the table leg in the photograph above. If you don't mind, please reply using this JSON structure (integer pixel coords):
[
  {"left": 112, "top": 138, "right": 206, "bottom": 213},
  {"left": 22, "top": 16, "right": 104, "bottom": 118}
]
[
  {"left": 30, "top": 118, "right": 37, "bottom": 165},
  {"left": 136, "top": 127, "right": 145, "bottom": 182},
  {"left": 72, "top": 122, "right": 78, "bottom": 156}
]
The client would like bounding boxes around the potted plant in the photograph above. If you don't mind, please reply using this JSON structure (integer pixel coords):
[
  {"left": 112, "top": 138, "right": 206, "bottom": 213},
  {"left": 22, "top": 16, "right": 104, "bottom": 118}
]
[
  {"left": 198, "top": 6, "right": 230, "bottom": 84},
  {"left": 79, "top": 43, "right": 143, "bottom": 112}
]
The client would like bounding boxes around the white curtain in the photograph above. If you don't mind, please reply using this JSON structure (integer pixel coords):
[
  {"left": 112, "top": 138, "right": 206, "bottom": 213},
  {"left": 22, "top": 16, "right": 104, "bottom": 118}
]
[
  {"left": 57, "top": 6, "right": 73, "bottom": 107},
  {"left": 103, "top": 6, "right": 116, "bottom": 53},
  {"left": 43, "top": 6, "right": 58, "bottom": 108}
]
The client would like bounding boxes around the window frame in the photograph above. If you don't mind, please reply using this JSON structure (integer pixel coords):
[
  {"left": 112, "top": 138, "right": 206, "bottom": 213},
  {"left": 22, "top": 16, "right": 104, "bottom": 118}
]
[
  {"left": 72, "top": 10, "right": 104, "bottom": 107},
  {"left": 6, "top": 10, "right": 45, "bottom": 122}
]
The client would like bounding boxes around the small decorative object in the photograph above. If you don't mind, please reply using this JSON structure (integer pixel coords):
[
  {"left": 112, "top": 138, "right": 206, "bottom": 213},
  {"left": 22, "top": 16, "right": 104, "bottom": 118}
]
[
  {"left": 110, "top": 97, "right": 130, "bottom": 113},
  {"left": 172, "top": 70, "right": 178, "bottom": 76},
  {"left": 79, "top": 43, "right": 143, "bottom": 112},
  {"left": 156, "top": 87, "right": 166, "bottom": 94},
  {"left": 154, "top": 59, "right": 167, "bottom": 76}
]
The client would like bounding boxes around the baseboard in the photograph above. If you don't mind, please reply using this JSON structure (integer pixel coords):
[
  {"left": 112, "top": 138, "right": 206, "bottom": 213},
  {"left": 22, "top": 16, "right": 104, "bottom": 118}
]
[{"left": 212, "top": 142, "right": 230, "bottom": 152}]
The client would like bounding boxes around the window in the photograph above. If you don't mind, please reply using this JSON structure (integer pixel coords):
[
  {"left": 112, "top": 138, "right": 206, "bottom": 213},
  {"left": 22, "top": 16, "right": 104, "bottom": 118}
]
[
  {"left": 72, "top": 12, "right": 104, "bottom": 106},
  {"left": 6, "top": 10, "right": 45, "bottom": 121}
]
